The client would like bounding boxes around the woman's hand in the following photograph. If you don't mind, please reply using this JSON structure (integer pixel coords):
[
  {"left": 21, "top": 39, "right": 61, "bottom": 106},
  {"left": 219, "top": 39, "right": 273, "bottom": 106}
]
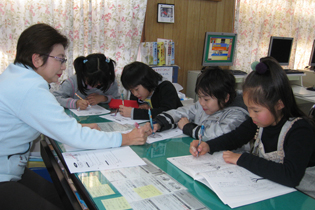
[
  {"left": 81, "top": 123, "right": 101, "bottom": 131},
  {"left": 178, "top": 117, "right": 189, "bottom": 130},
  {"left": 189, "top": 140, "right": 210, "bottom": 157},
  {"left": 121, "top": 126, "right": 150, "bottom": 146},
  {"left": 222, "top": 151, "right": 241, "bottom": 165},
  {"left": 119, "top": 105, "right": 132, "bottom": 117},
  {"left": 86, "top": 93, "right": 106, "bottom": 105},
  {"left": 76, "top": 99, "right": 90, "bottom": 110}
]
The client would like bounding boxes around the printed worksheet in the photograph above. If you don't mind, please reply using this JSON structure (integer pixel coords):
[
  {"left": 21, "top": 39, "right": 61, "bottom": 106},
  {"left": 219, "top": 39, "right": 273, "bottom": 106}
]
[
  {"left": 168, "top": 152, "right": 296, "bottom": 208},
  {"left": 100, "top": 112, "right": 148, "bottom": 125},
  {"left": 147, "top": 128, "right": 184, "bottom": 144},
  {"left": 100, "top": 159, "right": 208, "bottom": 210},
  {"left": 69, "top": 105, "right": 110, "bottom": 116},
  {"left": 62, "top": 146, "right": 146, "bottom": 173}
]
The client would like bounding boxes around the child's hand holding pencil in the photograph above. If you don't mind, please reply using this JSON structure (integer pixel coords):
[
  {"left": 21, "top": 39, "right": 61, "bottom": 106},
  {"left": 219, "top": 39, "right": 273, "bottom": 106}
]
[{"left": 75, "top": 93, "right": 91, "bottom": 110}]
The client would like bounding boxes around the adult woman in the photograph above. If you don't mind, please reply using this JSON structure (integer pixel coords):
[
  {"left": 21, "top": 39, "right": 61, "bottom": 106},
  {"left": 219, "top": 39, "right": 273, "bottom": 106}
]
[{"left": 0, "top": 23, "right": 148, "bottom": 209}]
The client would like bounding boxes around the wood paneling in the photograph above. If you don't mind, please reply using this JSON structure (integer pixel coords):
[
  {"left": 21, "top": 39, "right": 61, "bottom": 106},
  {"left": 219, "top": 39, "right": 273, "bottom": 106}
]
[{"left": 143, "top": 0, "right": 235, "bottom": 92}]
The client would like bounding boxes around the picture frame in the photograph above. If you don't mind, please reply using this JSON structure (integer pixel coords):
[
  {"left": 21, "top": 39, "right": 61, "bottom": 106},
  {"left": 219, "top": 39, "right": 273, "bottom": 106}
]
[{"left": 157, "top": 3, "right": 175, "bottom": 23}]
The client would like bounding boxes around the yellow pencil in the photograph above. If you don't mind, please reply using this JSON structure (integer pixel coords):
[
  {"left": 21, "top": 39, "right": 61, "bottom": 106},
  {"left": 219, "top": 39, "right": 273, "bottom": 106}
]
[
  {"left": 75, "top": 93, "right": 91, "bottom": 107},
  {"left": 75, "top": 93, "right": 84, "bottom": 100}
]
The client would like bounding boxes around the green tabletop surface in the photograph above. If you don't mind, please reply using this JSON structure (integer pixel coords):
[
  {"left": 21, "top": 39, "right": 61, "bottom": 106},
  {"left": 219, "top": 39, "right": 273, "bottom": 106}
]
[{"left": 59, "top": 109, "right": 315, "bottom": 210}]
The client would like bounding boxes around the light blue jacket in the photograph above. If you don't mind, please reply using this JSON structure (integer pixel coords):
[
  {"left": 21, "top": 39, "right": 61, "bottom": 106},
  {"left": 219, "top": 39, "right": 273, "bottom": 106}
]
[{"left": 0, "top": 63, "right": 122, "bottom": 182}]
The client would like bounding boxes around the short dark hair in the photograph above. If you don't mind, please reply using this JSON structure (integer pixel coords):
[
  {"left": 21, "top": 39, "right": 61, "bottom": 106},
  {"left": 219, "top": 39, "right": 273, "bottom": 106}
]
[
  {"left": 14, "top": 23, "right": 69, "bottom": 69},
  {"left": 121, "top": 61, "right": 162, "bottom": 92},
  {"left": 195, "top": 66, "right": 236, "bottom": 109},
  {"left": 74, "top": 53, "right": 116, "bottom": 95}
]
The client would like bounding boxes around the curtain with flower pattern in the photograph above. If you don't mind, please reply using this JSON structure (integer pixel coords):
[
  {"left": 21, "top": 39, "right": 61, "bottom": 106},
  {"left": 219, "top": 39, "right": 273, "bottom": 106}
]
[
  {"left": 0, "top": 0, "right": 147, "bottom": 88},
  {"left": 233, "top": 0, "right": 315, "bottom": 72}
]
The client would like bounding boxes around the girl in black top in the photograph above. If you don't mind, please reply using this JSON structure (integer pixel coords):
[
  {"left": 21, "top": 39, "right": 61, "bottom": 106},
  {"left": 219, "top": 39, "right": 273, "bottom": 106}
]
[
  {"left": 119, "top": 61, "right": 182, "bottom": 120},
  {"left": 190, "top": 57, "right": 315, "bottom": 198}
]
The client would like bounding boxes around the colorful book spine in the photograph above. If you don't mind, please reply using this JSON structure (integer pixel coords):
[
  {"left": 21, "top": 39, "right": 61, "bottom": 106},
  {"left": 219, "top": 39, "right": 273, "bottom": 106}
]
[
  {"left": 171, "top": 41, "right": 175, "bottom": 65},
  {"left": 157, "top": 42, "right": 165, "bottom": 66},
  {"left": 152, "top": 42, "right": 158, "bottom": 65}
]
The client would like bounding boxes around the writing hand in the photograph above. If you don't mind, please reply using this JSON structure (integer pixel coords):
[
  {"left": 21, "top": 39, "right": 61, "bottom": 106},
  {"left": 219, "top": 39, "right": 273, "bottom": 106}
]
[
  {"left": 119, "top": 105, "right": 132, "bottom": 117},
  {"left": 76, "top": 99, "right": 90, "bottom": 110},
  {"left": 189, "top": 140, "right": 210, "bottom": 157},
  {"left": 143, "top": 122, "right": 160, "bottom": 133}
]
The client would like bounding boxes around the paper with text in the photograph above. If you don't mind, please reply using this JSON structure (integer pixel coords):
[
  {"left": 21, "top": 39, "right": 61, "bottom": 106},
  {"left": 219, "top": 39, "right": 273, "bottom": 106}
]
[
  {"left": 69, "top": 105, "right": 110, "bottom": 116},
  {"left": 147, "top": 128, "right": 184, "bottom": 144},
  {"left": 100, "top": 112, "right": 148, "bottom": 125},
  {"left": 62, "top": 146, "right": 146, "bottom": 173},
  {"left": 167, "top": 152, "right": 296, "bottom": 208}
]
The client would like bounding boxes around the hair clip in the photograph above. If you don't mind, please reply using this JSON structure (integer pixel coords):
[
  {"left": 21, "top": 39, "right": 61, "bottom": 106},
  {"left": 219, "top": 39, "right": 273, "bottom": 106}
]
[
  {"left": 105, "top": 57, "right": 110, "bottom": 63},
  {"left": 255, "top": 62, "right": 269, "bottom": 74},
  {"left": 251, "top": 61, "right": 259, "bottom": 71},
  {"left": 83, "top": 59, "right": 88, "bottom": 64}
]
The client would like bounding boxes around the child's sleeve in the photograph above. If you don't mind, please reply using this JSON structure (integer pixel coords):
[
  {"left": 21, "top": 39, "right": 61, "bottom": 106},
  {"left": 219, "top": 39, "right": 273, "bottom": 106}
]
[
  {"left": 155, "top": 103, "right": 197, "bottom": 132},
  {"left": 52, "top": 79, "right": 78, "bottom": 109},
  {"left": 133, "top": 81, "right": 182, "bottom": 119}
]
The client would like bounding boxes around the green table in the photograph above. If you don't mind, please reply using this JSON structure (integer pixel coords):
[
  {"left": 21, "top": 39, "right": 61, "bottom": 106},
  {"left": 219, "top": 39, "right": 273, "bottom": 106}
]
[{"left": 42, "top": 110, "right": 315, "bottom": 210}]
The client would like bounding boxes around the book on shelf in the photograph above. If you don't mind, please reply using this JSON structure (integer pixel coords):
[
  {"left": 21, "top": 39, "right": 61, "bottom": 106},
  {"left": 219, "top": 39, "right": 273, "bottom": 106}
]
[
  {"left": 140, "top": 42, "right": 157, "bottom": 65},
  {"left": 157, "top": 38, "right": 175, "bottom": 66},
  {"left": 167, "top": 151, "right": 296, "bottom": 208}
]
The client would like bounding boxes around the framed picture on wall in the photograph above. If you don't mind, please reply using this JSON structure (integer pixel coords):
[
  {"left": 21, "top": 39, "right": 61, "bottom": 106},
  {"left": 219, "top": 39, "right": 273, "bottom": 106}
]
[{"left": 157, "top": 3, "right": 175, "bottom": 23}]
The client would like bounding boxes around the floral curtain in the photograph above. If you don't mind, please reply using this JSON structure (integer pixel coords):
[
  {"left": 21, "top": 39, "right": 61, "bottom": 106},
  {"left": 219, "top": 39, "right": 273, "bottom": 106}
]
[
  {"left": 233, "top": 0, "right": 315, "bottom": 72},
  {"left": 0, "top": 0, "right": 147, "bottom": 89}
]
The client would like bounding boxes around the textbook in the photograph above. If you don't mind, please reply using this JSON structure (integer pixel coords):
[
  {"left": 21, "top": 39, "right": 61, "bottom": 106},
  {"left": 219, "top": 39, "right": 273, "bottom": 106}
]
[{"left": 167, "top": 152, "right": 296, "bottom": 208}]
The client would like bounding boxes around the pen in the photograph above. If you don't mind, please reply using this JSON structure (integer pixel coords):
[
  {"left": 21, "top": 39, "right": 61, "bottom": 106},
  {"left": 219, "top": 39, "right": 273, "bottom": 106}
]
[
  {"left": 121, "top": 92, "right": 124, "bottom": 105},
  {"left": 197, "top": 124, "right": 204, "bottom": 157},
  {"left": 148, "top": 109, "right": 154, "bottom": 134},
  {"left": 75, "top": 93, "right": 91, "bottom": 108}
]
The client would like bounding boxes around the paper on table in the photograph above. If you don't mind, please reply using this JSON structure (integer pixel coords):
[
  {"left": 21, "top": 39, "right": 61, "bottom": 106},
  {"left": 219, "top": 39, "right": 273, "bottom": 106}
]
[
  {"left": 100, "top": 112, "right": 148, "bottom": 125},
  {"left": 167, "top": 152, "right": 296, "bottom": 208},
  {"left": 69, "top": 105, "right": 110, "bottom": 116},
  {"left": 147, "top": 128, "right": 184, "bottom": 144},
  {"left": 62, "top": 146, "right": 146, "bottom": 173}
]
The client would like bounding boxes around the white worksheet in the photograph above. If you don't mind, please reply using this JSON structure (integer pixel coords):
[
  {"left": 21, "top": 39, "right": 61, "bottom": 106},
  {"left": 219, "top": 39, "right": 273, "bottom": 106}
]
[
  {"left": 100, "top": 112, "right": 148, "bottom": 125},
  {"left": 62, "top": 146, "right": 146, "bottom": 173},
  {"left": 147, "top": 128, "right": 184, "bottom": 144},
  {"left": 69, "top": 105, "right": 110, "bottom": 116}
]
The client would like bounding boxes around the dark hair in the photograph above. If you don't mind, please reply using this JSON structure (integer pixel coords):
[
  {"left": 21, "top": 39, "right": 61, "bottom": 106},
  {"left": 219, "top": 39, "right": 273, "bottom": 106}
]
[
  {"left": 74, "top": 53, "right": 116, "bottom": 95},
  {"left": 195, "top": 66, "right": 236, "bottom": 109},
  {"left": 14, "top": 23, "right": 68, "bottom": 69},
  {"left": 243, "top": 56, "right": 306, "bottom": 122},
  {"left": 121, "top": 61, "right": 162, "bottom": 92}
]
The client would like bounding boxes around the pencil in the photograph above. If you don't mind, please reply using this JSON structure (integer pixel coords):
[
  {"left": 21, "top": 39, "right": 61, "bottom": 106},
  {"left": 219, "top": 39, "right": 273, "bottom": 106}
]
[
  {"left": 75, "top": 93, "right": 91, "bottom": 108},
  {"left": 148, "top": 109, "right": 154, "bottom": 134},
  {"left": 197, "top": 124, "right": 204, "bottom": 157},
  {"left": 121, "top": 93, "right": 124, "bottom": 105},
  {"left": 75, "top": 93, "right": 84, "bottom": 100}
]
